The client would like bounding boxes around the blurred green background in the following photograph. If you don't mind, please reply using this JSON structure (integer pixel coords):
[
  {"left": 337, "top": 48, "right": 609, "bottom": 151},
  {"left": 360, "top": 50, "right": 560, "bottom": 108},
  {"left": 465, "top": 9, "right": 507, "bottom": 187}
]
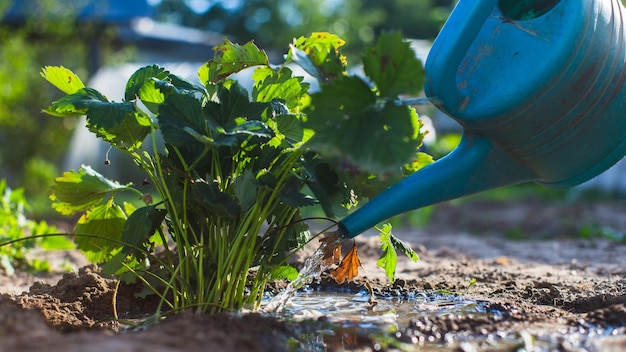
[
  {"left": 0, "top": 0, "right": 454, "bottom": 216},
  {"left": 1, "top": 0, "right": 624, "bottom": 221}
]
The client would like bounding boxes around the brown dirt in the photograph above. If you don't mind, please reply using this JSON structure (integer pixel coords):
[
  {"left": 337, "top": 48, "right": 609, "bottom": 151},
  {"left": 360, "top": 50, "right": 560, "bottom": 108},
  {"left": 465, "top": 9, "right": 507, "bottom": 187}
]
[{"left": 1, "top": 197, "right": 625, "bottom": 351}]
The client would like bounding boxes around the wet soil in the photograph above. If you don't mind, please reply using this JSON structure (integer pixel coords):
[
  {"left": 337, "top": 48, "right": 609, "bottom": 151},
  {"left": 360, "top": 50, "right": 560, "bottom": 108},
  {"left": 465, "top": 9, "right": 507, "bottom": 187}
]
[{"left": 1, "top": 197, "right": 625, "bottom": 351}]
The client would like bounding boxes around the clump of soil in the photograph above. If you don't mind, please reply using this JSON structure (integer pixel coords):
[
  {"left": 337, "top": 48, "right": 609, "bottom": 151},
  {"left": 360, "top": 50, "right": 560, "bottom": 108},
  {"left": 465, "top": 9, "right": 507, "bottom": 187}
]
[
  {"left": 13, "top": 265, "right": 162, "bottom": 331},
  {"left": 15, "top": 266, "right": 117, "bottom": 329},
  {"left": 1, "top": 198, "right": 626, "bottom": 351}
]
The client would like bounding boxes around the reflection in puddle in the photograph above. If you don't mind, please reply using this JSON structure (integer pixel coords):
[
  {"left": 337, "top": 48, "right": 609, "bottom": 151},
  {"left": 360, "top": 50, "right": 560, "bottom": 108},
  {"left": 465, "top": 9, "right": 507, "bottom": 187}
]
[
  {"left": 279, "top": 289, "right": 485, "bottom": 328},
  {"left": 264, "top": 288, "right": 626, "bottom": 351},
  {"left": 266, "top": 288, "right": 495, "bottom": 350}
]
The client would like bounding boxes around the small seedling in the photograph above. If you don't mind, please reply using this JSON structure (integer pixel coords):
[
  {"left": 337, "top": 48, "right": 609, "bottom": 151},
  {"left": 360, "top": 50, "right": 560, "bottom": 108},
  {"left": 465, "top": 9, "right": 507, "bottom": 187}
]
[{"left": 0, "top": 180, "right": 75, "bottom": 274}]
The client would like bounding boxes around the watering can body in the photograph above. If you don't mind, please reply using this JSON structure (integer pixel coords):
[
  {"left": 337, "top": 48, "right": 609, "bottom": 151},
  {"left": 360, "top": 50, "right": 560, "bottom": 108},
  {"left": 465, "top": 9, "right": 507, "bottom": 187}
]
[{"left": 339, "top": 0, "right": 626, "bottom": 238}]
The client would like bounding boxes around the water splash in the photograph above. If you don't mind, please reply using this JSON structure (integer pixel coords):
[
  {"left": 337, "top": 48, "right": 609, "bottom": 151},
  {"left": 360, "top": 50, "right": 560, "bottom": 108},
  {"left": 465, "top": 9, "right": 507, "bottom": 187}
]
[{"left": 261, "top": 236, "right": 338, "bottom": 313}]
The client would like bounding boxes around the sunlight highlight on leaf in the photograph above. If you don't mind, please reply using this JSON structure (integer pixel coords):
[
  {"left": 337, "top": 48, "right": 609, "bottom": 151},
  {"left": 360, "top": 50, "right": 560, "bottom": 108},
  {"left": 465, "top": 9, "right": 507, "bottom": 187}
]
[
  {"left": 377, "top": 224, "right": 398, "bottom": 282},
  {"left": 288, "top": 32, "right": 346, "bottom": 83},
  {"left": 204, "top": 39, "right": 269, "bottom": 84},
  {"left": 376, "top": 224, "right": 419, "bottom": 283},
  {"left": 40, "top": 66, "right": 85, "bottom": 94},
  {"left": 50, "top": 165, "right": 127, "bottom": 216}
]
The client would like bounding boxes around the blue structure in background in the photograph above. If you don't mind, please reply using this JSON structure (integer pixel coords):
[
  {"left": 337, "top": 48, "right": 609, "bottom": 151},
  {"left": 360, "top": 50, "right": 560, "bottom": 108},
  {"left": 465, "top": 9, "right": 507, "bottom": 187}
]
[
  {"left": 3, "top": 0, "right": 223, "bottom": 64},
  {"left": 4, "top": 0, "right": 224, "bottom": 181},
  {"left": 3, "top": 0, "right": 154, "bottom": 24}
]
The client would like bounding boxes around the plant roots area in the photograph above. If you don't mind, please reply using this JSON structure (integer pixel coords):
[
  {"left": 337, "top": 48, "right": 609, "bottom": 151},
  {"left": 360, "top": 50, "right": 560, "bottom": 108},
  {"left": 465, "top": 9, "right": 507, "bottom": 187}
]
[{"left": 1, "top": 198, "right": 626, "bottom": 351}]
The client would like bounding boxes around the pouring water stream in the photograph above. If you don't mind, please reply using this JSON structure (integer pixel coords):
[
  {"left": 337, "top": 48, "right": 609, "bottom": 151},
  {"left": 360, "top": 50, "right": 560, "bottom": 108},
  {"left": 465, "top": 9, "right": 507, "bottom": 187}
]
[{"left": 261, "top": 235, "right": 339, "bottom": 313}]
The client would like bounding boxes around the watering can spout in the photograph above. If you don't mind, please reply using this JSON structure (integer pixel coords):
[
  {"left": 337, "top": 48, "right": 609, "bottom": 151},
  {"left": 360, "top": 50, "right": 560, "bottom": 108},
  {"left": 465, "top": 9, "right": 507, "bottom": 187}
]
[
  {"left": 338, "top": 133, "right": 535, "bottom": 239},
  {"left": 338, "top": 0, "right": 626, "bottom": 239}
]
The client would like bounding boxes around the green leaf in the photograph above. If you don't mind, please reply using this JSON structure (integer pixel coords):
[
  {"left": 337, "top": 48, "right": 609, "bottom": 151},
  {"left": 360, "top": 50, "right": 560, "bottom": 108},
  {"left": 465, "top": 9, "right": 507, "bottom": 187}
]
[
  {"left": 270, "top": 265, "right": 298, "bottom": 281},
  {"left": 143, "top": 75, "right": 203, "bottom": 103},
  {"left": 227, "top": 119, "right": 274, "bottom": 140},
  {"left": 286, "top": 212, "right": 311, "bottom": 250},
  {"left": 203, "top": 39, "right": 269, "bottom": 84},
  {"left": 287, "top": 47, "right": 321, "bottom": 82},
  {"left": 169, "top": 73, "right": 203, "bottom": 93},
  {"left": 279, "top": 191, "right": 316, "bottom": 208},
  {"left": 41, "top": 66, "right": 85, "bottom": 94},
  {"left": 42, "top": 87, "right": 107, "bottom": 117},
  {"left": 197, "top": 63, "right": 212, "bottom": 91},
  {"left": 252, "top": 66, "right": 310, "bottom": 110},
  {"left": 292, "top": 32, "right": 346, "bottom": 53},
  {"left": 403, "top": 151, "right": 434, "bottom": 176},
  {"left": 301, "top": 156, "right": 349, "bottom": 218},
  {"left": 38, "top": 234, "right": 75, "bottom": 251},
  {"left": 276, "top": 113, "right": 308, "bottom": 144},
  {"left": 306, "top": 75, "right": 376, "bottom": 123},
  {"left": 233, "top": 169, "right": 258, "bottom": 212},
  {"left": 128, "top": 66, "right": 205, "bottom": 114},
  {"left": 74, "top": 200, "right": 126, "bottom": 263},
  {"left": 125, "top": 65, "right": 170, "bottom": 101},
  {"left": 256, "top": 169, "right": 277, "bottom": 189},
  {"left": 44, "top": 87, "right": 152, "bottom": 149},
  {"left": 305, "top": 76, "right": 422, "bottom": 175},
  {"left": 100, "top": 250, "right": 131, "bottom": 278},
  {"left": 391, "top": 234, "right": 419, "bottom": 263},
  {"left": 121, "top": 205, "right": 167, "bottom": 258},
  {"left": 196, "top": 182, "right": 241, "bottom": 219},
  {"left": 86, "top": 100, "right": 152, "bottom": 150},
  {"left": 194, "top": 119, "right": 274, "bottom": 148},
  {"left": 138, "top": 79, "right": 165, "bottom": 114},
  {"left": 362, "top": 31, "right": 425, "bottom": 98},
  {"left": 100, "top": 250, "right": 148, "bottom": 283},
  {"left": 50, "top": 165, "right": 128, "bottom": 216},
  {"left": 217, "top": 82, "right": 267, "bottom": 126},
  {"left": 376, "top": 224, "right": 398, "bottom": 282},
  {"left": 157, "top": 93, "right": 207, "bottom": 146},
  {"left": 376, "top": 224, "right": 418, "bottom": 283},
  {"left": 288, "top": 32, "right": 346, "bottom": 83},
  {"left": 247, "top": 145, "right": 282, "bottom": 174}
]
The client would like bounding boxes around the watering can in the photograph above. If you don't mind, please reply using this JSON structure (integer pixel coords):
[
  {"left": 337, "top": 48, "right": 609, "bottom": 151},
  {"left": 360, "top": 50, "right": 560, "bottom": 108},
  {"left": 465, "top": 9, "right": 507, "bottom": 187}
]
[{"left": 338, "top": 0, "right": 626, "bottom": 239}]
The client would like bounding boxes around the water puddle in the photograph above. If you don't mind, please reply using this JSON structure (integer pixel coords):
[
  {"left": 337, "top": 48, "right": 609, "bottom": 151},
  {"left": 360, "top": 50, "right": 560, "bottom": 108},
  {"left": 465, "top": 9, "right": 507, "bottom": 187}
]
[
  {"left": 260, "top": 239, "right": 626, "bottom": 350},
  {"left": 263, "top": 288, "right": 503, "bottom": 350},
  {"left": 277, "top": 288, "right": 485, "bottom": 329},
  {"left": 263, "top": 287, "right": 625, "bottom": 351},
  {"left": 258, "top": 240, "right": 515, "bottom": 349}
]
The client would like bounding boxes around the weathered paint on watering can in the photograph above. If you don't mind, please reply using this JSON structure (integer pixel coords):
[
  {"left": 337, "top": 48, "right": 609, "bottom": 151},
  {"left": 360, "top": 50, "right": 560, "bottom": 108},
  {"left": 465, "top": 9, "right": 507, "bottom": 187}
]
[{"left": 339, "top": 0, "right": 626, "bottom": 239}]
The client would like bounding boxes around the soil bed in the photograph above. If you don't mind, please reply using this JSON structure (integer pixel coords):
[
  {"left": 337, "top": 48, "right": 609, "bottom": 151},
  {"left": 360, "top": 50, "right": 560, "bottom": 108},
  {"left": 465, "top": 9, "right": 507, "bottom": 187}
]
[{"left": 1, "top": 197, "right": 625, "bottom": 351}]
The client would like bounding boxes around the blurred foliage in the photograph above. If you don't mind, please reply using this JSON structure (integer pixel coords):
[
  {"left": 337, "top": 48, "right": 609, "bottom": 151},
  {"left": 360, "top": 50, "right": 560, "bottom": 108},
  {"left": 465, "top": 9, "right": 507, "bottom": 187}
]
[
  {"left": 1, "top": 0, "right": 453, "bottom": 212},
  {"left": 0, "top": 1, "right": 133, "bottom": 203},
  {"left": 152, "top": 0, "right": 454, "bottom": 57},
  {"left": 0, "top": 179, "right": 75, "bottom": 274}
]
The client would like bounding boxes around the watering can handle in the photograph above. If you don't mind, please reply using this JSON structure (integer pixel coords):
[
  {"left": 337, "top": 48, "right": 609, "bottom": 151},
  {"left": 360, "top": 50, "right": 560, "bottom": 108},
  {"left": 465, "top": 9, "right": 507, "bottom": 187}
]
[{"left": 425, "top": 0, "right": 499, "bottom": 115}]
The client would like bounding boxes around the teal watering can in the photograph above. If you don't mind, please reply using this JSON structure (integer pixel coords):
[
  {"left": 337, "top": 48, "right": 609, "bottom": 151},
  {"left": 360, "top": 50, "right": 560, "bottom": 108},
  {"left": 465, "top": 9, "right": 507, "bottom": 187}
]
[{"left": 339, "top": 0, "right": 626, "bottom": 239}]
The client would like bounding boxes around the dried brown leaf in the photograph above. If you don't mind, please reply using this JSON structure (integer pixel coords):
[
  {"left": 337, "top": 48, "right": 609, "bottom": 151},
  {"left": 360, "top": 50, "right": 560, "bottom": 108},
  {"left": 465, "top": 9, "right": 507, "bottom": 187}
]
[{"left": 331, "top": 242, "right": 362, "bottom": 284}]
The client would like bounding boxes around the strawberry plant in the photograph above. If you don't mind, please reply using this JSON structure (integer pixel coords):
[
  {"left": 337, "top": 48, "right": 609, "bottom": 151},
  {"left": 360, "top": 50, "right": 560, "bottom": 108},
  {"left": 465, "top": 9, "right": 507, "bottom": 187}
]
[{"left": 41, "top": 32, "right": 429, "bottom": 314}]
